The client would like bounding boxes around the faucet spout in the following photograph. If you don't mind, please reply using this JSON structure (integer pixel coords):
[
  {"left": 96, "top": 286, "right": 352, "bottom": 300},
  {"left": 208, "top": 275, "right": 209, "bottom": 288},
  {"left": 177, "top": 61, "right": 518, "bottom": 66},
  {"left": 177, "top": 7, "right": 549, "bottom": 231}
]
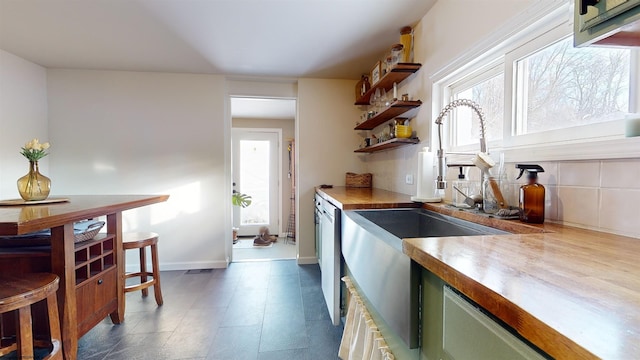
[{"left": 434, "top": 99, "right": 488, "bottom": 190}]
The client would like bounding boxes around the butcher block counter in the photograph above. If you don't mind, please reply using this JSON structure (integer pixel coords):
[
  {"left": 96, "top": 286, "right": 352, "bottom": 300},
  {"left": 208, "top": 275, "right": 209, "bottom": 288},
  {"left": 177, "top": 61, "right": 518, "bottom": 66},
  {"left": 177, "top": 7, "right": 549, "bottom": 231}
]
[
  {"left": 317, "top": 187, "right": 640, "bottom": 360},
  {"left": 405, "top": 204, "right": 640, "bottom": 360},
  {"left": 315, "top": 186, "right": 420, "bottom": 210}
]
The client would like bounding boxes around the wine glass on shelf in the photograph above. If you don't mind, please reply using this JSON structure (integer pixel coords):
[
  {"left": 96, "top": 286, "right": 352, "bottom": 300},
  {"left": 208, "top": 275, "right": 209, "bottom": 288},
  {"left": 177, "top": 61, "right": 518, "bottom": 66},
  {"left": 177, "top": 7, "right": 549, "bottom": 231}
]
[
  {"left": 380, "top": 88, "right": 389, "bottom": 108},
  {"left": 370, "top": 88, "right": 381, "bottom": 114}
]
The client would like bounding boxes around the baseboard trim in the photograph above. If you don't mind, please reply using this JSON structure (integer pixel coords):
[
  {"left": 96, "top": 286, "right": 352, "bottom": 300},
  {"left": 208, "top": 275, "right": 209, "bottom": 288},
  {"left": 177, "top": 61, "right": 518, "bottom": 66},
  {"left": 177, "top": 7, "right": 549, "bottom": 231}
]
[
  {"left": 297, "top": 256, "right": 318, "bottom": 265},
  {"left": 126, "top": 260, "right": 229, "bottom": 273}
]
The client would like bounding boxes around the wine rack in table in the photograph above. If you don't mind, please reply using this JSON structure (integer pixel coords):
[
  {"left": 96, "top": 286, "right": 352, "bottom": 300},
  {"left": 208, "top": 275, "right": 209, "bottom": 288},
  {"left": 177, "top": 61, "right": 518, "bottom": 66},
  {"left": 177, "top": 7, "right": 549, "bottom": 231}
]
[
  {"left": 0, "top": 233, "right": 118, "bottom": 337},
  {"left": 74, "top": 233, "right": 118, "bottom": 336},
  {"left": 74, "top": 234, "right": 115, "bottom": 285}
]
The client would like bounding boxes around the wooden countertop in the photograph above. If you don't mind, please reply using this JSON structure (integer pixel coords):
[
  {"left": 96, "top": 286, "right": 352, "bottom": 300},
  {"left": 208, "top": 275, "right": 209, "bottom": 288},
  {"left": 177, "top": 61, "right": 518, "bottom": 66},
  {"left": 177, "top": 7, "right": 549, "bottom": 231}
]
[
  {"left": 0, "top": 194, "right": 169, "bottom": 360},
  {"left": 315, "top": 186, "right": 420, "bottom": 210},
  {"left": 404, "top": 204, "right": 640, "bottom": 360},
  {"left": 0, "top": 195, "right": 170, "bottom": 235},
  {"left": 320, "top": 189, "right": 639, "bottom": 359}
]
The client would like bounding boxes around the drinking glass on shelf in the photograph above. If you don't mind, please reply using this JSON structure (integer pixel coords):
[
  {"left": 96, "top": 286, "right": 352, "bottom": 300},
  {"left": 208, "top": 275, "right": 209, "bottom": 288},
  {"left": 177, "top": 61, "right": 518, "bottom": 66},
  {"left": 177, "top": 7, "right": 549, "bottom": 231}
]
[
  {"left": 371, "top": 88, "right": 381, "bottom": 113},
  {"left": 380, "top": 88, "right": 390, "bottom": 108}
]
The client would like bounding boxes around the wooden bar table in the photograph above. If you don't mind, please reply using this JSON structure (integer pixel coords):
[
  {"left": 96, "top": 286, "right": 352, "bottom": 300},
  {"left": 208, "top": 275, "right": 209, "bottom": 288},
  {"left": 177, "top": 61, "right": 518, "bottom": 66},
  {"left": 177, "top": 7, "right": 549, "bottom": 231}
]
[{"left": 0, "top": 195, "right": 169, "bottom": 360}]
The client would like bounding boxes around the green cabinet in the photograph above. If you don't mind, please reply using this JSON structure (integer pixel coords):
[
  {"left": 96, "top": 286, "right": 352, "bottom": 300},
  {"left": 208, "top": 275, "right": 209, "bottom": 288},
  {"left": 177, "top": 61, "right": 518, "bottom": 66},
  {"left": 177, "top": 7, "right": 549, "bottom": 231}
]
[
  {"left": 420, "top": 269, "right": 446, "bottom": 360},
  {"left": 574, "top": 0, "right": 640, "bottom": 47},
  {"left": 419, "top": 268, "right": 549, "bottom": 360}
]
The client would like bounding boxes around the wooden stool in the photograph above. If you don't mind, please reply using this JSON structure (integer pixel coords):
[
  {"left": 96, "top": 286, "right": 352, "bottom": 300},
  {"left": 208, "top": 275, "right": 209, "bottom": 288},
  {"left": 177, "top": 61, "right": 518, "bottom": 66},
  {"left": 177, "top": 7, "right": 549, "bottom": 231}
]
[
  {"left": 123, "top": 232, "right": 163, "bottom": 306},
  {"left": 0, "top": 273, "right": 62, "bottom": 360}
]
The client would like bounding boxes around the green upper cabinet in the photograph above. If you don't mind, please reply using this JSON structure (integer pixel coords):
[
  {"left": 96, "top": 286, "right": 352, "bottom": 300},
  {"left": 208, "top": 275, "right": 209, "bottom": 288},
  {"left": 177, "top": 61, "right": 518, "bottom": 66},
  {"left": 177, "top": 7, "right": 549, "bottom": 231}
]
[{"left": 574, "top": 0, "right": 640, "bottom": 47}]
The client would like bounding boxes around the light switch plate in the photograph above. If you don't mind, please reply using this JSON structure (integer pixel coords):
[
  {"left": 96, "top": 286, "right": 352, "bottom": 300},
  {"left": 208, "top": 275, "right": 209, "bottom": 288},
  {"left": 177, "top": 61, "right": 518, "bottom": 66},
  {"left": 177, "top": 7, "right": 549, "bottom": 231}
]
[{"left": 405, "top": 174, "right": 414, "bottom": 184}]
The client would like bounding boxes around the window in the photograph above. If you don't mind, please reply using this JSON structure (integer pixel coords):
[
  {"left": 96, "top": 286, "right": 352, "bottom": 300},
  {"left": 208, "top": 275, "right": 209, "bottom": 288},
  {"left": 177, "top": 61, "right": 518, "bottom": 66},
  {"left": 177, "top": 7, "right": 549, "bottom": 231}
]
[
  {"left": 434, "top": 1, "right": 640, "bottom": 159},
  {"left": 450, "top": 67, "right": 504, "bottom": 146},
  {"left": 513, "top": 36, "right": 630, "bottom": 135}
]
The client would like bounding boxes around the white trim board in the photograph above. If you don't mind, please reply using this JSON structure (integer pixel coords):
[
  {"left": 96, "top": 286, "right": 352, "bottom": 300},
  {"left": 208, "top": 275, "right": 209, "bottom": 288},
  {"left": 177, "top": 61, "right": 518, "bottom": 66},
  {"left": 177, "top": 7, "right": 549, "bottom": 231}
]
[{"left": 128, "top": 260, "right": 231, "bottom": 272}]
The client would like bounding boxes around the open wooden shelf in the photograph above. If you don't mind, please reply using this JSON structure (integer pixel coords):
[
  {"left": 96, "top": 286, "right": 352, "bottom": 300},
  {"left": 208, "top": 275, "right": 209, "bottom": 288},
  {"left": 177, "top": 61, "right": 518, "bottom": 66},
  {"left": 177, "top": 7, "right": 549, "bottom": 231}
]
[
  {"left": 354, "top": 137, "right": 420, "bottom": 153},
  {"left": 355, "top": 100, "right": 422, "bottom": 130},
  {"left": 355, "top": 63, "right": 422, "bottom": 105}
]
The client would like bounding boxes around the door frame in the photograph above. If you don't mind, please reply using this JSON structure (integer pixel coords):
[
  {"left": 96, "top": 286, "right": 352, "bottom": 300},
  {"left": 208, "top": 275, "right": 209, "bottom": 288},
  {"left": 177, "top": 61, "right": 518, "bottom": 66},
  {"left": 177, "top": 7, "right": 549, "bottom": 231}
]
[
  {"left": 231, "top": 127, "right": 283, "bottom": 236},
  {"left": 225, "top": 79, "right": 298, "bottom": 265}
]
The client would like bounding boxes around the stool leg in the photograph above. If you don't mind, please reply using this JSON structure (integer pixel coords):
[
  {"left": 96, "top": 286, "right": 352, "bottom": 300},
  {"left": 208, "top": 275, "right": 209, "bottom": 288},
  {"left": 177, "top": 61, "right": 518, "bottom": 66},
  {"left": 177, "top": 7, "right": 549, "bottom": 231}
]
[
  {"left": 122, "top": 248, "right": 127, "bottom": 318},
  {"left": 46, "top": 293, "right": 62, "bottom": 360},
  {"left": 16, "top": 306, "right": 34, "bottom": 359},
  {"left": 139, "top": 247, "right": 148, "bottom": 297},
  {"left": 151, "top": 243, "right": 164, "bottom": 306}
]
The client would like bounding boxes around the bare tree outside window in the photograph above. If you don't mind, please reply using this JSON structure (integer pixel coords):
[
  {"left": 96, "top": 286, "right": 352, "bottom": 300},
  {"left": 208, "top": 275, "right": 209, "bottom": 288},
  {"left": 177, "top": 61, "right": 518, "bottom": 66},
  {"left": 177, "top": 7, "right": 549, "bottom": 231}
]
[
  {"left": 440, "top": 5, "right": 638, "bottom": 154},
  {"left": 517, "top": 37, "right": 630, "bottom": 134},
  {"left": 453, "top": 73, "right": 504, "bottom": 146}
]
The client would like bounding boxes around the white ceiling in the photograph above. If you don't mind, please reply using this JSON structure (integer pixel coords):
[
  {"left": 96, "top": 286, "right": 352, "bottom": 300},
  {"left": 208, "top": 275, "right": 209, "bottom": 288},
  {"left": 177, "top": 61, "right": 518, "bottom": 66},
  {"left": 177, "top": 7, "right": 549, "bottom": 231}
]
[
  {"left": 0, "top": 0, "right": 436, "bottom": 79},
  {"left": 0, "top": 0, "right": 436, "bottom": 118}
]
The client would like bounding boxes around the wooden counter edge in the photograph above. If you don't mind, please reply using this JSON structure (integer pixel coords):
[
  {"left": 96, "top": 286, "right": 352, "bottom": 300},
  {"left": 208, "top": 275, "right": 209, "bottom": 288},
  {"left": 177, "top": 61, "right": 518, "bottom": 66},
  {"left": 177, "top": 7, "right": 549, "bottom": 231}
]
[
  {"left": 315, "top": 187, "right": 421, "bottom": 210},
  {"left": 0, "top": 195, "right": 170, "bottom": 235},
  {"left": 421, "top": 203, "right": 549, "bottom": 234},
  {"left": 403, "top": 240, "right": 598, "bottom": 360}
]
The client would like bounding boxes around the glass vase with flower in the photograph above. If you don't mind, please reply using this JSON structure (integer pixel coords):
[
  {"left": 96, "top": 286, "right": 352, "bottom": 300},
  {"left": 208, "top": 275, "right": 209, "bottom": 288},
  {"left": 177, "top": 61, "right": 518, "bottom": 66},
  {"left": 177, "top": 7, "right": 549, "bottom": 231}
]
[{"left": 17, "top": 138, "right": 51, "bottom": 201}]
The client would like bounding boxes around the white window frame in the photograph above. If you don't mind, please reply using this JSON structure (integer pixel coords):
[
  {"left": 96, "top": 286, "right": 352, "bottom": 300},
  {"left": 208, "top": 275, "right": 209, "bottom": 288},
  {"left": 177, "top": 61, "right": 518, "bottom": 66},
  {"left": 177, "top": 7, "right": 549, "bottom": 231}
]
[
  {"left": 431, "top": 0, "right": 640, "bottom": 162},
  {"left": 449, "top": 61, "right": 504, "bottom": 146}
]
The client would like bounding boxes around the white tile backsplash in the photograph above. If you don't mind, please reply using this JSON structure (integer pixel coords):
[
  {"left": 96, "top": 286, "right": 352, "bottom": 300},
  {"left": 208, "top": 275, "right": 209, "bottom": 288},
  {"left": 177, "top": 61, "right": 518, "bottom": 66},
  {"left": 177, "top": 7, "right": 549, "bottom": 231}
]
[
  {"left": 557, "top": 186, "right": 600, "bottom": 228},
  {"left": 600, "top": 159, "right": 640, "bottom": 189},
  {"left": 599, "top": 189, "right": 640, "bottom": 238},
  {"left": 558, "top": 161, "right": 601, "bottom": 187},
  {"left": 534, "top": 161, "right": 558, "bottom": 186},
  {"left": 545, "top": 185, "right": 559, "bottom": 221},
  {"left": 368, "top": 156, "right": 640, "bottom": 239},
  {"left": 552, "top": 159, "right": 639, "bottom": 238}
]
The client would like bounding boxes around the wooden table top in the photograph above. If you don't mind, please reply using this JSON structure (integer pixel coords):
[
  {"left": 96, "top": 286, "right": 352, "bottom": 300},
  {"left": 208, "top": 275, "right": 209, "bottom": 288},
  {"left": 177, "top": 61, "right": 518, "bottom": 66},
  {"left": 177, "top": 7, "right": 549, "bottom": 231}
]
[
  {"left": 404, "top": 210, "right": 640, "bottom": 360},
  {"left": 320, "top": 188, "right": 640, "bottom": 359},
  {"left": 316, "top": 186, "right": 420, "bottom": 210},
  {"left": 0, "top": 195, "right": 169, "bottom": 235}
]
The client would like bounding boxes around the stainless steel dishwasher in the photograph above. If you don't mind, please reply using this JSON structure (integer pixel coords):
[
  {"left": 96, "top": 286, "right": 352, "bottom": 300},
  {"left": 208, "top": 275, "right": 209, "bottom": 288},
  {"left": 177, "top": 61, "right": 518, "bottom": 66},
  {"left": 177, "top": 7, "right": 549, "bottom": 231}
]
[{"left": 319, "top": 197, "right": 341, "bottom": 326}]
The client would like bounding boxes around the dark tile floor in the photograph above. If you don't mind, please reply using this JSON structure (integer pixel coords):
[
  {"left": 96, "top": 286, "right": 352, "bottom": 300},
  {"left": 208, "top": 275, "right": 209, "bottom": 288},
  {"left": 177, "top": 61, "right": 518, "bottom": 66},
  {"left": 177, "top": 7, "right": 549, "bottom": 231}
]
[{"left": 76, "top": 260, "right": 344, "bottom": 360}]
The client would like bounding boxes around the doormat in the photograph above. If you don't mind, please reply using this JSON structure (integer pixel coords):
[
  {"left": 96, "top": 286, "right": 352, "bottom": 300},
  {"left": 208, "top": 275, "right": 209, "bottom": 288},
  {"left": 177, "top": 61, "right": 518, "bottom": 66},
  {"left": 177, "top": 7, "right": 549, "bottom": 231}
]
[{"left": 233, "top": 239, "right": 273, "bottom": 249}]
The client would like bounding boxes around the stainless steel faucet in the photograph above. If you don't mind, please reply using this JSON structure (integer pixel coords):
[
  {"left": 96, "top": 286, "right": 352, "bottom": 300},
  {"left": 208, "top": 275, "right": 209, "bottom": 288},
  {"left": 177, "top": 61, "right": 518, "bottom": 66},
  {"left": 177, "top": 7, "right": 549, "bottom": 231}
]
[{"left": 434, "top": 99, "right": 488, "bottom": 191}]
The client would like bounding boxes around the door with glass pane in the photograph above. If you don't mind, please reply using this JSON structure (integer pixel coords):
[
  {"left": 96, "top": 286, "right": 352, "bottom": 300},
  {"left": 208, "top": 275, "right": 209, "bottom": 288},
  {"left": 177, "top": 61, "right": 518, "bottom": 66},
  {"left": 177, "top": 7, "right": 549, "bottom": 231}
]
[{"left": 232, "top": 129, "right": 280, "bottom": 236}]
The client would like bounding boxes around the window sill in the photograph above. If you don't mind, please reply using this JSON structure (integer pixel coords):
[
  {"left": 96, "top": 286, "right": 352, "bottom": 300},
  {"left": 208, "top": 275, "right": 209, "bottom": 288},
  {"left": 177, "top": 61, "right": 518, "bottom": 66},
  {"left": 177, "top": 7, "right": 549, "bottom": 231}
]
[{"left": 500, "top": 136, "right": 640, "bottom": 162}]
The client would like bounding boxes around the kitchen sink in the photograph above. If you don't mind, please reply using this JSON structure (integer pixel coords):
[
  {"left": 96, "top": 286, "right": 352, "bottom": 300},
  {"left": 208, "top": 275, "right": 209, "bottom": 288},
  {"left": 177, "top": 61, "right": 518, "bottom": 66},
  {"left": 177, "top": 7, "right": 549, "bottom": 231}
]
[
  {"left": 341, "top": 208, "right": 509, "bottom": 350},
  {"left": 354, "top": 208, "right": 510, "bottom": 240}
]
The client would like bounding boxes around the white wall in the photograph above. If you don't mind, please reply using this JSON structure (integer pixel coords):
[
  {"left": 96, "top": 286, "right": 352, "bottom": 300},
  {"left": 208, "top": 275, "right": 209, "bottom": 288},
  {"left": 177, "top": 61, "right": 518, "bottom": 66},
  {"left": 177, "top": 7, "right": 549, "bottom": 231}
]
[
  {"left": 47, "top": 69, "right": 229, "bottom": 269},
  {"left": 363, "top": 0, "right": 532, "bottom": 194},
  {"left": 0, "top": 49, "right": 49, "bottom": 198},
  {"left": 0, "top": 55, "right": 365, "bottom": 268},
  {"left": 297, "top": 78, "right": 363, "bottom": 263},
  {"left": 362, "top": 1, "right": 640, "bottom": 239},
  {"left": 232, "top": 117, "right": 295, "bottom": 235}
]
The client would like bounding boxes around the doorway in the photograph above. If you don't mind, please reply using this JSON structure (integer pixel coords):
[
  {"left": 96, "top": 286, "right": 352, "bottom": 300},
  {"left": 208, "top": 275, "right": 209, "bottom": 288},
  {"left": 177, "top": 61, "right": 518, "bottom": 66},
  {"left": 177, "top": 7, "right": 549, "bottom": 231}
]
[
  {"left": 232, "top": 128, "right": 280, "bottom": 236},
  {"left": 229, "top": 95, "right": 297, "bottom": 262}
]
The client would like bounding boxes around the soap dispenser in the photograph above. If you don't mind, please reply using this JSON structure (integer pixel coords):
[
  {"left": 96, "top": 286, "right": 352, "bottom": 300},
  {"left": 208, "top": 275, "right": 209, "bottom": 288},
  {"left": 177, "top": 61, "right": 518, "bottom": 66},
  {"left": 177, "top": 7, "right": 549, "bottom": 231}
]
[{"left": 516, "top": 164, "right": 545, "bottom": 224}]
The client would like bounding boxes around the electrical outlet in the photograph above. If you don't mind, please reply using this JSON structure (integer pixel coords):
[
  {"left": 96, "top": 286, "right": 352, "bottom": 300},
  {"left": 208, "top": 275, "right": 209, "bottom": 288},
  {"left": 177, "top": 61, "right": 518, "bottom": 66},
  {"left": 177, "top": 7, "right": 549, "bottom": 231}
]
[{"left": 405, "top": 174, "right": 414, "bottom": 184}]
